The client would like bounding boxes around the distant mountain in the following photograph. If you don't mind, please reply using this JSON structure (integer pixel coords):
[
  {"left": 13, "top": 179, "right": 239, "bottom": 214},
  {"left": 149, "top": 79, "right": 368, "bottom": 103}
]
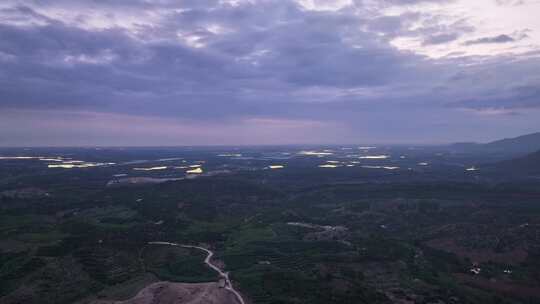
[
  {"left": 450, "top": 132, "right": 540, "bottom": 156},
  {"left": 489, "top": 150, "right": 540, "bottom": 176},
  {"left": 484, "top": 132, "right": 540, "bottom": 154}
]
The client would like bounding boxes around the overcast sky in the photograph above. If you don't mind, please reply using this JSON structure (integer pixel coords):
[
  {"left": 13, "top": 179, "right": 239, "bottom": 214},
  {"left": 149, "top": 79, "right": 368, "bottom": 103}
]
[{"left": 1, "top": 0, "right": 539, "bottom": 146}]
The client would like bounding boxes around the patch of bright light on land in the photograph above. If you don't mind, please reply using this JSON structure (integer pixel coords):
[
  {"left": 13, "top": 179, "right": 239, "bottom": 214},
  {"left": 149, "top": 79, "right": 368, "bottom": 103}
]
[
  {"left": 186, "top": 167, "right": 203, "bottom": 174},
  {"left": 133, "top": 166, "right": 168, "bottom": 171},
  {"left": 359, "top": 155, "right": 389, "bottom": 159}
]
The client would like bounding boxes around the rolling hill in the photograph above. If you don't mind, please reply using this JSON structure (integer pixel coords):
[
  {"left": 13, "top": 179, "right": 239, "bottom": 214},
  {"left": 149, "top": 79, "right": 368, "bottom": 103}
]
[
  {"left": 488, "top": 150, "right": 540, "bottom": 176},
  {"left": 451, "top": 132, "right": 540, "bottom": 156}
]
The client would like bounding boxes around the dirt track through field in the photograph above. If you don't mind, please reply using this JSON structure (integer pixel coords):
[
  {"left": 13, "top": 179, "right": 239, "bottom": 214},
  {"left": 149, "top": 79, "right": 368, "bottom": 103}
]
[{"left": 148, "top": 242, "right": 246, "bottom": 304}]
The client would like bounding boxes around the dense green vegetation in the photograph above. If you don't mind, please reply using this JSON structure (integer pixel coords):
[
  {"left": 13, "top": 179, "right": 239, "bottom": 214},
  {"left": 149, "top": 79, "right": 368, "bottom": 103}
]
[{"left": 1, "top": 146, "right": 540, "bottom": 303}]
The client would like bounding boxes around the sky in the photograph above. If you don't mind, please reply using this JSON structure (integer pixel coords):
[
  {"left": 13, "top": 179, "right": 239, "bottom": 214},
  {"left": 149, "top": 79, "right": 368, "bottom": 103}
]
[{"left": 0, "top": 0, "right": 539, "bottom": 146}]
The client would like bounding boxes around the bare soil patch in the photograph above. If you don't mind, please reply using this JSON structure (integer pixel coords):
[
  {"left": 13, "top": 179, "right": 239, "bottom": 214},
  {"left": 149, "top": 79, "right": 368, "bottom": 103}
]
[
  {"left": 425, "top": 238, "right": 527, "bottom": 264},
  {"left": 454, "top": 273, "right": 540, "bottom": 299},
  {"left": 92, "top": 281, "right": 239, "bottom": 304}
]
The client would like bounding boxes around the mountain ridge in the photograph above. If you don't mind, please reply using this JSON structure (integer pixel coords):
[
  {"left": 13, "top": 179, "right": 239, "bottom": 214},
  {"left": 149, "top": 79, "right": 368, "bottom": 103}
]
[
  {"left": 490, "top": 149, "right": 540, "bottom": 176},
  {"left": 451, "top": 132, "right": 540, "bottom": 156}
]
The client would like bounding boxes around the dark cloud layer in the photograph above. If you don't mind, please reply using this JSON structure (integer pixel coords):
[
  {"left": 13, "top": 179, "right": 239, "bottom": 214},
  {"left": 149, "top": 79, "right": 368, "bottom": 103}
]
[
  {"left": 0, "top": 0, "right": 539, "bottom": 145},
  {"left": 464, "top": 34, "right": 515, "bottom": 45}
]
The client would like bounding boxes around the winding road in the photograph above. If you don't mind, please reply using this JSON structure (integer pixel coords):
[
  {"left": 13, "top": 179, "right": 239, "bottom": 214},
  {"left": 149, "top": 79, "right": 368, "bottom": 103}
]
[{"left": 148, "top": 241, "right": 246, "bottom": 304}]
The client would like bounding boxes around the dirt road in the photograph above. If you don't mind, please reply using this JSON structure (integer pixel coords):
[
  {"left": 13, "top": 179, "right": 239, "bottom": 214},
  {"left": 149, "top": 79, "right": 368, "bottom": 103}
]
[{"left": 148, "top": 242, "right": 246, "bottom": 304}]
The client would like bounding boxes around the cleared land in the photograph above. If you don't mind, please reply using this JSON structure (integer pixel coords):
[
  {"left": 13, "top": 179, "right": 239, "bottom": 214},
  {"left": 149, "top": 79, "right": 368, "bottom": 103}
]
[{"left": 92, "top": 281, "right": 238, "bottom": 304}]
